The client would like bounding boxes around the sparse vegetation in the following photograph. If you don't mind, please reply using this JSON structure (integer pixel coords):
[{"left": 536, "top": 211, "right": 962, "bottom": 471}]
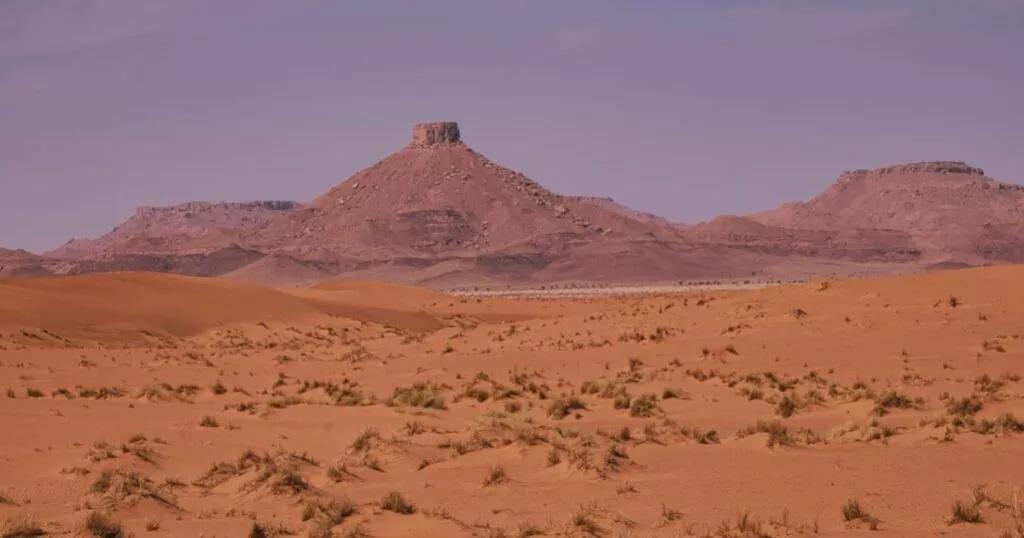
[
  {"left": 0, "top": 517, "right": 46, "bottom": 538},
  {"left": 570, "top": 504, "right": 602, "bottom": 535},
  {"left": 249, "top": 522, "right": 269, "bottom": 538},
  {"left": 84, "top": 511, "right": 124, "bottom": 538},
  {"left": 7, "top": 255, "right": 1024, "bottom": 537},
  {"left": 950, "top": 500, "right": 984, "bottom": 524},
  {"left": 628, "top": 393, "right": 658, "bottom": 417},
  {"left": 871, "top": 391, "right": 922, "bottom": 417},
  {"left": 547, "top": 397, "right": 586, "bottom": 419},
  {"left": 483, "top": 464, "right": 508, "bottom": 487},
  {"left": 350, "top": 427, "right": 380, "bottom": 452},
  {"left": 842, "top": 498, "right": 878, "bottom": 527},
  {"left": 381, "top": 491, "right": 416, "bottom": 514},
  {"left": 388, "top": 383, "right": 447, "bottom": 409}
]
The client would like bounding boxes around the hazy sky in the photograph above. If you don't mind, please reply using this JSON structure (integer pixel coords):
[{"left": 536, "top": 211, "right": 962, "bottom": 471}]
[{"left": 1, "top": 0, "right": 1022, "bottom": 252}]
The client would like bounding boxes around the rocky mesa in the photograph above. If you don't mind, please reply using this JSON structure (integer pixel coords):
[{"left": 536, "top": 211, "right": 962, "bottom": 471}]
[
  {"left": 7, "top": 127, "right": 1023, "bottom": 286},
  {"left": 753, "top": 161, "right": 1024, "bottom": 264}
]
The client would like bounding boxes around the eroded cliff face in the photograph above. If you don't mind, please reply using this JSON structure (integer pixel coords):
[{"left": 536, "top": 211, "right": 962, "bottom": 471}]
[{"left": 409, "top": 122, "right": 462, "bottom": 147}]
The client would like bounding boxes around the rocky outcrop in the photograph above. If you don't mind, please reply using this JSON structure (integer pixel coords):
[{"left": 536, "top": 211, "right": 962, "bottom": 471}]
[
  {"left": 753, "top": 160, "right": 1024, "bottom": 263},
  {"left": 50, "top": 200, "right": 301, "bottom": 257},
  {"left": 410, "top": 122, "right": 461, "bottom": 147},
  {"left": 842, "top": 161, "right": 985, "bottom": 178}
]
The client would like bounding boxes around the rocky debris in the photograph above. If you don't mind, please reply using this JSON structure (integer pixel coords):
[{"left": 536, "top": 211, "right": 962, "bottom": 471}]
[
  {"left": 876, "top": 161, "right": 985, "bottom": 176},
  {"left": 410, "top": 121, "right": 461, "bottom": 147}
]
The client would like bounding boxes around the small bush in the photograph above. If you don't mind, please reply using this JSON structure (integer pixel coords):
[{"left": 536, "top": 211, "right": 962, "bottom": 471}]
[
  {"left": 350, "top": 428, "right": 380, "bottom": 452},
  {"left": 381, "top": 491, "right": 415, "bottom": 514},
  {"left": 950, "top": 500, "right": 983, "bottom": 524},
  {"left": 629, "top": 394, "right": 658, "bottom": 417},
  {"left": 326, "top": 463, "right": 353, "bottom": 483},
  {"left": 483, "top": 465, "right": 508, "bottom": 487},
  {"left": 1, "top": 517, "right": 46, "bottom": 537},
  {"left": 946, "top": 396, "right": 983, "bottom": 417},
  {"left": 871, "top": 391, "right": 921, "bottom": 417},
  {"left": 389, "top": 384, "right": 447, "bottom": 410},
  {"left": 776, "top": 394, "right": 800, "bottom": 418},
  {"left": 738, "top": 420, "right": 793, "bottom": 448},
  {"left": 661, "top": 387, "right": 686, "bottom": 399},
  {"left": 570, "top": 505, "right": 602, "bottom": 535},
  {"left": 547, "top": 397, "right": 586, "bottom": 419},
  {"left": 249, "top": 522, "right": 269, "bottom": 538},
  {"left": 84, "top": 511, "right": 124, "bottom": 538},
  {"left": 842, "top": 498, "right": 875, "bottom": 525}
]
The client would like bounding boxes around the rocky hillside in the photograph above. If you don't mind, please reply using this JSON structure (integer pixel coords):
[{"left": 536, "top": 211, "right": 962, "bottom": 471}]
[
  {"left": 681, "top": 216, "right": 922, "bottom": 262},
  {"left": 753, "top": 161, "right": 1024, "bottom": 262},
  {"left": 13, "top": 129, "right": 1023, "bottom": 285},
  {"left": 49, "top": 200, "right": 300, "bottom": 257},
  {"left": 241, "top": 122, "right": 682, "bottom": 260},
  {"left": 0, "top": 248, "right": 50, "bottom": 278},
  {"left": 570, "top": 196, "right": 678, "bottom": 227}
]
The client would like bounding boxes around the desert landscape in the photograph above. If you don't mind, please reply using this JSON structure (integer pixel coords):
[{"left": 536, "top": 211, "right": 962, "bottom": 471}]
[
  {"left": 3, "top": 122, "right": 1023, "bottom": 288},
  {"left": 2, "top": 265, "right": 1023, "bottom": 537},
  {"left": 3, "top": 3, "right": 1023, "bottom": 537}
]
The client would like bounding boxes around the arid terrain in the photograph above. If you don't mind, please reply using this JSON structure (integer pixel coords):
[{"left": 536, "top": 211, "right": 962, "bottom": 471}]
[
  {"left": 2, "top": 266, "right": 1024, "bottom": 537},
  {"left": 3, "top": 122, "right": 1022, "bottom": 288}
]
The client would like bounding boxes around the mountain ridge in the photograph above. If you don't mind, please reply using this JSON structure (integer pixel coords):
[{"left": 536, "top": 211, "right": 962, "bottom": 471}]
[{"left": 7, "top": 125, "right": 1022, "bottom": 285}]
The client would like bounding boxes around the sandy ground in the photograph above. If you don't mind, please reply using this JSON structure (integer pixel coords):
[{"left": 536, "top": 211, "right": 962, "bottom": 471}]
[
  {"left": 449, "top": 283, "right": 771, "bottom": 300},
  {"left": 2, "top": 268, "right": 1024, "bottom": 537}
]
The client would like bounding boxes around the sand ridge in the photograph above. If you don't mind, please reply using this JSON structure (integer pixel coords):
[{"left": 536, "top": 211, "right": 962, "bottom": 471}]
[{"left": 1, "top": 266, "right": 1024, "bottom": 537}]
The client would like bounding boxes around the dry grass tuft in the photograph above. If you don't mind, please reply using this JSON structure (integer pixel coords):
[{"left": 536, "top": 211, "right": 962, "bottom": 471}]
[
  {"left": 483, "top": 465, "right": 509, "bottom": 487},
  {"left": 84, "top": 511, "right": 124, "bottom": 538},
  {"left": 1, "top": 517, "right": 46, "bottom": 538},
  {"left": 381, "top": 491, "right": 416, "bottom": 514}
]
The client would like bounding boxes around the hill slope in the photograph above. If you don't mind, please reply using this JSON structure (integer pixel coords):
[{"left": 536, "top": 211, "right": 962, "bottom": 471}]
[
  {"left": 17, "top": 131, "right": 1023, "bottom": 285},
  {"left": 753, "top": 161, "right": 1024, "bottom": 262},
  {"left": 49, "top": 200, "right": 300, "bottom": 257},
  {"left": 244, "top": 122, "right": 681, "bottom": 259}
]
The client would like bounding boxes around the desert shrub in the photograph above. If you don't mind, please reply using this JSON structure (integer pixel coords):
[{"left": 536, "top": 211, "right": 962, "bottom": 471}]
[
  {"left": 388, "top": 383, "right": 447, "bottom": 409},
  {"left": 950, "top": 500, "right": 983, "bottom": 524},
  {"left": 629, "top": 394, "right": 658, "bottom": 417},
  {"left": 381, "top": 491, "right": 415, "bottom": 514},
  {"left": 84, "top": 511, "right": 124, "bottom": 538},
  {"left": 547, "top": 397, "right": 586, "bottom": 419}
]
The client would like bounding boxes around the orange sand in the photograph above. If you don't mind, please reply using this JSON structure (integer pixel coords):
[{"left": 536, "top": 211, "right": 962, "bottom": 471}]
[{"left": 2, "top": 267, "right": 1023, "bottom": 537}]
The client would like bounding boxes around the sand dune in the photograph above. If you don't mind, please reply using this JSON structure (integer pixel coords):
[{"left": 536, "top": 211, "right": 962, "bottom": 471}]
[
  {"left": 223, "top": 253, "right": 336, "bottom": 286},
  {"left": 0, "top": 272, "right": 448, "bottom": 339},
  {"left": 1, "top": 266, "right": 1023, "bottom": 537}
]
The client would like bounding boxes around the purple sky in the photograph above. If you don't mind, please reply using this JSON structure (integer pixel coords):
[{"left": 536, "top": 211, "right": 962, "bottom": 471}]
[{"left": 1, "top": 0, "right": 1022, "bottom": 252}]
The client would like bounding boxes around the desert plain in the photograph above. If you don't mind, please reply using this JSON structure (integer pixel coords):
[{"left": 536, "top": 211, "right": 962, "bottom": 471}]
[{"left": 1, "top": 266, "right": 1024, "bottom": 538}]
